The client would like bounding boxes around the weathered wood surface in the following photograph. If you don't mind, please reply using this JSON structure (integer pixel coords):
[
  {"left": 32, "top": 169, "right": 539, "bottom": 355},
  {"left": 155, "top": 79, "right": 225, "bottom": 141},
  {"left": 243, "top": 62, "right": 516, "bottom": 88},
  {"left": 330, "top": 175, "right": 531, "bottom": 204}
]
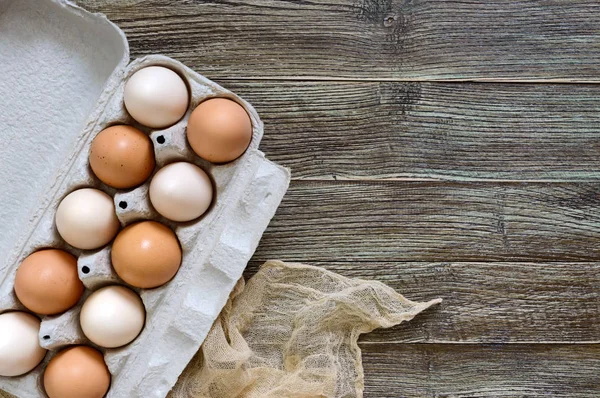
[
  {"left": 248, "top": 180, "right": 600, "bottom": 346},
  {"left": 252, "top": 181, "right": 600, "bottom": 262},
  {"left": 17, "top": 1, "right": 598, "bottom": 396},
  {"left": 221, "top": 81, "right": 600, "bottom": 181},
  {"left": 361, "top": 344, "right": 600, "bottom": 397},
  {"left": 80, "top": 0, "right": 600, "bottom": 81}
]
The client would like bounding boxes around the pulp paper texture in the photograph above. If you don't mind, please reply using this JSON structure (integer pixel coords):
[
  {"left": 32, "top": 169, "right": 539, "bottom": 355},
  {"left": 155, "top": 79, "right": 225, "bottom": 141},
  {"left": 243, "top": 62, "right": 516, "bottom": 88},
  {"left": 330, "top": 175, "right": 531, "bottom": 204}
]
[{"left": 0, "top": 1, "right": 290, "bottom": 397}]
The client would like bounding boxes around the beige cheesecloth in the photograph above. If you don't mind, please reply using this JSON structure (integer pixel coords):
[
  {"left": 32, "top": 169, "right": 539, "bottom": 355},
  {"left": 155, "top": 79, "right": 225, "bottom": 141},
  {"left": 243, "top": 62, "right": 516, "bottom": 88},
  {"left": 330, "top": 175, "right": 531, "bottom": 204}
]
[
  {"left": 0, "top": 261, "right": 440, "bottom": 398},
  {"left": 170, "top": 260, "right": 441, "bottom": 398}
]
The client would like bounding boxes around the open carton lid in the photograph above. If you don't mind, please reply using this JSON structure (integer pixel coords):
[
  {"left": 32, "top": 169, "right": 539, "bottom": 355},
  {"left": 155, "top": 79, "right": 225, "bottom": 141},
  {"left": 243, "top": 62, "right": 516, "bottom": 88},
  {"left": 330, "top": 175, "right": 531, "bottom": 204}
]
[{"left": 0, "top": 0, "right": 129, "bottom": 267}]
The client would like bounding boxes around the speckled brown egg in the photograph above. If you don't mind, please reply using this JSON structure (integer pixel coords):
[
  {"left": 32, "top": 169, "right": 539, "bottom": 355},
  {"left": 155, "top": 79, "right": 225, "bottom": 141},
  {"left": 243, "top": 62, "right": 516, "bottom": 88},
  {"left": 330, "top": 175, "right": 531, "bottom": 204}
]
[
  {"left": 186, "top": 98, "right": 252, "bottom": 164},
  {"left": 14, "top": 249, "right": 84, "bottom": 315},
  {"left": 111, "top": 221, "right": 182, "bottom": 289},
  {"left": 44, "top": 346, "right": 110, "bottom": 398},
  {"left": 89, "top": 125, "right": 155, "bottom": 189}
]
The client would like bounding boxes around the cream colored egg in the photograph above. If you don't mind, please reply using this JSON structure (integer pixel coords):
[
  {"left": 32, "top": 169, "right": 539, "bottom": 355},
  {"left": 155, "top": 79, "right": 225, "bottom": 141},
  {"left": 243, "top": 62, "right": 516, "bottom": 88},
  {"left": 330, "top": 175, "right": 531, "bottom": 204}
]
[
  {"left": 0, "top": 312, "right": 47, "bottom": 377},
  {"left": 149, "top": 162, "right": 213, "bottom": 222},
  {"left": 80, "top": 285, "right": 145, "bottom": 348},
  {"left": 124, "top": 66, "right": 189, "bottom": 128},
  {"left": 55, "top": 188, "right": 120, "bottom": 250}
]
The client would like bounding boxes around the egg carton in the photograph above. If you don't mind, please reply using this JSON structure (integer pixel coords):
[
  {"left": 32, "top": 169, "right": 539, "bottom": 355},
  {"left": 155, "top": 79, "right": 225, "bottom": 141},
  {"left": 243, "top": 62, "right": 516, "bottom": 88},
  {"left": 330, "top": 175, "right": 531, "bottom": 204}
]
[{"left": 0, "top": 1, "right": 290, "bottom": 397}]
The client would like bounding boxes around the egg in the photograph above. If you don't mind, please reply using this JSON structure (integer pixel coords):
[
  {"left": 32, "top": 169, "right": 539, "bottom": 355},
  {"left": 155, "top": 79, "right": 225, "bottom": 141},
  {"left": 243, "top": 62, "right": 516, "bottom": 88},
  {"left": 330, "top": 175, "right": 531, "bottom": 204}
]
[
  {"left": 149, "top": 162, "right": 213, "bottom": 222},
  {"left": 44, "top": 346, "right": 110, "bottom": 398},
  {"left": 89, "top": 125, "right": 155, "bottom": 189},
  {"left": 80, "top": 285, "right": 145, "bottom": 348},
  {"left": 186, "top": 97, "right": 252, "bottom": 163},
  {"left": 55, "top": 188, "right": 120, "bottom": 250},
  {"left": 14, "top": 249, "right": 84, "bottom": 315},
  {"left": 111, "top": 221, "right": 182, "bottom": 288},
  {"left": 0, "top": 312, "right": 46, "bottom": 376},
  {"left": 124, "top": 66, "right": 189, "bottom": 128}
]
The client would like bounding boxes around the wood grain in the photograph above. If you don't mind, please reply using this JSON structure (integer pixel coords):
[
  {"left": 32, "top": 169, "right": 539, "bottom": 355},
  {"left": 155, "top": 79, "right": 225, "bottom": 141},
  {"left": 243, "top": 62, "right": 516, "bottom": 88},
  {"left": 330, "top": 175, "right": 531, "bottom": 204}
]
[
  {"left": 246, "top": 260, "right": 600, "bottom": 343},
  {"left": 252, "top": 180, "right": 600, "bottom": 263},
  {"left": 360, "top": 343, "right": 600, "bottom": 397},
  {"left": 80, "top": 0, "right": 600, "bottom": 81},
  {"left": 220, "top": 81, "right": 600, "bottom": 181}
]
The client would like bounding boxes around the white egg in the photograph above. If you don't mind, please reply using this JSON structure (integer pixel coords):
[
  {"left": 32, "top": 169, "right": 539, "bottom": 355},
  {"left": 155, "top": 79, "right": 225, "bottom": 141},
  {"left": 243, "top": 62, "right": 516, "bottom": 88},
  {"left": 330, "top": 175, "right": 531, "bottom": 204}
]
[
  {"left": 149, "top": 162, "right": 213, "bottom": 222},
  {"left": 124, "top": 66, "right": 189, "bottom": 128},
  {"left": 55, "top": 188, "right": 120, "bottom": 250},
  {"left": 0, "top": 312, "right": 47, "bottom": 376},
  {"left": 80, "top": 285, "right": 145, "bottom": 348}
]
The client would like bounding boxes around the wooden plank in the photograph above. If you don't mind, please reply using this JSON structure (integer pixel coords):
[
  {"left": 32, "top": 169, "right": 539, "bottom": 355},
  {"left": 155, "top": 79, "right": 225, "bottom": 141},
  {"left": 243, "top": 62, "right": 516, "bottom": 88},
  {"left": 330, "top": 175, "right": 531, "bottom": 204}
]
[
  {"left": 220, "top": 81, "right": 600, "bottom": 181},
  {"left": 80, "top": 0, "right": 600, "bottom": 81},
  {"left": 360, "top": 343, "right": 600, "bottom": 397},
  {"left": 2, "top": 344, "right": 598, "bottom": 398},
  {"left": 252, "top": 181, "right": 600, "bottom": 263},
  {"left": 247, "top": 260, "right": 600, "bottom": 343}
]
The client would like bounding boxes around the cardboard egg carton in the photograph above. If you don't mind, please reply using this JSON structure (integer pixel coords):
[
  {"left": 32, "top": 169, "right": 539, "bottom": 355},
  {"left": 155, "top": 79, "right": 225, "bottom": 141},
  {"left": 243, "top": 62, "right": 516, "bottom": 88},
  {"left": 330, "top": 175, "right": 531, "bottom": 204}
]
[{"left": 0, "top": 0, "right": 290, "bottom": 397}]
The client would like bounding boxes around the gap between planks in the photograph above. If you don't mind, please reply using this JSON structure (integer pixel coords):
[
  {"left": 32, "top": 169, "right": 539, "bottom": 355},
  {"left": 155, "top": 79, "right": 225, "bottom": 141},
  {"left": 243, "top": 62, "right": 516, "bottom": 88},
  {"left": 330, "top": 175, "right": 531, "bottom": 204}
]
[
  {"left": 216, "top": 77, "right": 600, "bottom": 84},
  {"left": 292, "top": 177, "right": 600, "bottom": 183},
  {"left": 358, "top": 341, "right": 600, "bottom": 345}
]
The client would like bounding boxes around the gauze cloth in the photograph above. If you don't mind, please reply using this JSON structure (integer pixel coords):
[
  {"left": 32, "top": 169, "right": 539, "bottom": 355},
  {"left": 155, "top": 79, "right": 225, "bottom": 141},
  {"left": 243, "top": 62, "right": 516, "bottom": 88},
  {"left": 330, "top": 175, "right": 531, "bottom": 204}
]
[{"left": 169, "top": 260, "right": 441, "bottom": 398}]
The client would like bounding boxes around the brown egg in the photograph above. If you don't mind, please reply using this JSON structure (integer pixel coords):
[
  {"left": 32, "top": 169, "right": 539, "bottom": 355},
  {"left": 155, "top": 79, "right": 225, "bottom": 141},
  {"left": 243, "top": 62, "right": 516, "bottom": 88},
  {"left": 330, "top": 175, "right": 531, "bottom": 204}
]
[
  {"left": 89, "top": 125, "right": 155, "bottom": 189},
  {"left": 186, "top": 98, "right": 252, "bottom": 163},
  {"left": 14, "top": 249, "right": 84, "bottom": 315},
  {"left": 111, "top": 221, "right": 182, "bottom": 288},
  {"left": 44, "top": 346, "right": 110, "bottom": 398}
]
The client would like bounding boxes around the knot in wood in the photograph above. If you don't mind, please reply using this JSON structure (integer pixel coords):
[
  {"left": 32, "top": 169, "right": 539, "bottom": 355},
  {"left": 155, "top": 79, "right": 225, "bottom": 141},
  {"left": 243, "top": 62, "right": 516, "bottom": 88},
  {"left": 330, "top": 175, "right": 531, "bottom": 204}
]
[{"left": 384, "top": 14, "right": 397, "bottom": 27}]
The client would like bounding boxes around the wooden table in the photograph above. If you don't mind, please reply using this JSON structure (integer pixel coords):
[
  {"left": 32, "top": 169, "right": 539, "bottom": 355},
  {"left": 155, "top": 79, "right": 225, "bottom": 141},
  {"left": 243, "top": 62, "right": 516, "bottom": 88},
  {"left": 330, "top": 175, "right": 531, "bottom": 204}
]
[{"left": 81, "top": 1, "right": 600, "bottom": 396}]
